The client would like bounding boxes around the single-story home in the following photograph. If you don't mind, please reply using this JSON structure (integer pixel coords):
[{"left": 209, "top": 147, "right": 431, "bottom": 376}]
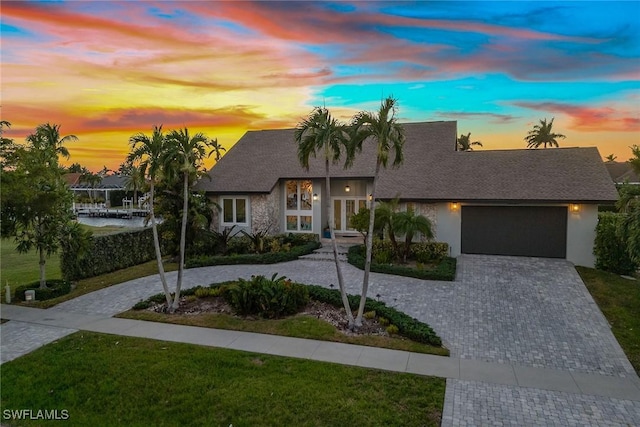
[{"left": 196, "top": 121, "right": 618, "bottom": 267}]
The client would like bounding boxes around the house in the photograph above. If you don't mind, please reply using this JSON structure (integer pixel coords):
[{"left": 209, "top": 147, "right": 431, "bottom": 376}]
[
  {"left": 605, "top": 161, "right": 640, "bottom": 185},
  {"left": 66, "top": 173, "right": 128, "bottom": 207},
  {"left": 196, "top": 121, "right": 618, "bottom": 267}
]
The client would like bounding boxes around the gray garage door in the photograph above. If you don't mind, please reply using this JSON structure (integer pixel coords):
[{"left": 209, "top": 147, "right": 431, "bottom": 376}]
[{"left": 461, "top": 206, "right": 567, "bottom": 258}]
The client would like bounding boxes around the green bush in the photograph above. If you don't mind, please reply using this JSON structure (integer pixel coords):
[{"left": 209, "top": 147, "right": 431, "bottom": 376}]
[
  {"left": 186, "top": 241, "right": 320, "bottom": 268},
  {"left": 347, "top": 245, "right": 456, "bottom": 281},
  {"left": 411, "top": 242, "right": 449, "bottom": 263},
  {"left": 223, "top": 274, "right": 309, "bottom": 319},
  {"left": 306, "top": 285, "right": 442, "bottom": 346},
  {"left": 60, "top": 228, "right": 165, "bottom": 281},
  {"left": 14, "top": 280, "right": 71, "bottom": 302},
  {"left": 594, "top": 212, "right": 638, "bottom": 275}
]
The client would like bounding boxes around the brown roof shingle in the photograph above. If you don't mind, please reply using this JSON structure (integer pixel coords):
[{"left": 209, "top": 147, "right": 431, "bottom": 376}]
[{"left": 197, "top": 121, "right": 618, "bottom": 203}]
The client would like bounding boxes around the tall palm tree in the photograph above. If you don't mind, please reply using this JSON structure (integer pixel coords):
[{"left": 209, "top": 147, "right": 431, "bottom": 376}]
[
  {"left": 127, "top": 125, "right": 173, "bottom": 307},
  {"left": 457, "top": 132, "right": 482, "bottom": 151},
  {"left": 27, "top": 123, "right": 76, "bottom": 168},
  {"left": 525, "top": 118, "right": 566, "bottom": 149},
  {"left": 209, "top": 138, "right": 226, "bottom": 162},
  {"left": 123, "top": 162, "right": 146, "bottom": 206},
  {"left": 295, "top": 107, "right": 355, "bottom": 328},
  {"left": 393, "top": 207, "right": 433, "bottom": 263},
  {"left": 349, "top": 96, "right": 405, "bottom": 328},
  {"left": 164, "top": 127, "right": 212, "bottom": 312},
  {"left": 605, "top": 154, "right": 617, "bottom": 162}
]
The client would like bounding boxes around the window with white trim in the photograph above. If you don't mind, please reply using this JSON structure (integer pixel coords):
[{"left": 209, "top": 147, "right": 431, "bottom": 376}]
[{"left": 221, "top": 197, "right": 249, "bottom": 225}]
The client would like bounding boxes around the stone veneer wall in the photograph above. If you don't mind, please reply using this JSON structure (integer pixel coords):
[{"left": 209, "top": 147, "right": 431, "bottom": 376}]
[
  {"left": 413, "top": 202, "right": 438, "bottom": 241},
  {"left": 251, "top": 186, "right": 282, "bottom": 234}
]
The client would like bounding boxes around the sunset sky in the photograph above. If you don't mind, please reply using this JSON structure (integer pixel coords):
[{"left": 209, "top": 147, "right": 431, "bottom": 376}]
[{"left": 2, "top": 1, "right": 639, "bottom": 172}]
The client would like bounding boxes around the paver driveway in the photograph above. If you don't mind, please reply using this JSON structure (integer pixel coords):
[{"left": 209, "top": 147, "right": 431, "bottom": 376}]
[{"left": 9, "top": 253, "right": 639, "bottom": 425}]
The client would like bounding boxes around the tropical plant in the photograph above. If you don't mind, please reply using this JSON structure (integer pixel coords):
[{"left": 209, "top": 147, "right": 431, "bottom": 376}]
[
  {"left": 349, "top": 207, "right": 370, "bottom": 245},
  {"left": 393, "top": 207, "right": 434, "bottom": 263},
  {"left": 374, "top": 198, "right": 401, "bottom": 258},
  {"left": 208, "top": 138, "right": 226, "bottom": 162},
  {"left": 0, "top": 123, "right": 76, "bottom": 288},
  {"left": 349, "top": 96, "right": 405, "bottom": 328},
  {"left": 605, "top": 154, "right": 617, "bottom": 162},
  {"left": 629, "top": 145, "right": 640, "bottom": 176},
  {"left": 525, "top": 117, "right": 565, "bottom": 149},
  {"left": 457, "top": 132, "right": 482, "bottom": 151},
  {"left": 122, "top": 161, "right": 146, "bottom": 206},
  {"left": 80, "top": 172, "right": 102, "bottom": 203},
  {"left": 127, "top": 125, "right": 173, "bottom": 307},
  {"left": 295, "top": 106, "right": 355, "bottom": 328},
  {"left": 163, "top": 127, "right": 213, "bottom": 311}
]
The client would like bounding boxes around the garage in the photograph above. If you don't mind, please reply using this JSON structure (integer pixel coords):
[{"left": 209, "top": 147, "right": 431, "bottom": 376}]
[{"left": 461, "top": 206, "right": 567, "bottom": 258}]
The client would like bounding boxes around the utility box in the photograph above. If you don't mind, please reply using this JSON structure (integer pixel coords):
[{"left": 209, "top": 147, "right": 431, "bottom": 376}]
[{"left": 24, "top": 290, "right": 35, "bottom": 302}]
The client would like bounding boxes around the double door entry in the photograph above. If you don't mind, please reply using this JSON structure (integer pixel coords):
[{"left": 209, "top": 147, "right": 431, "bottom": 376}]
[{"left": 332, "top": 198, "right": 367, "bottom": 232}]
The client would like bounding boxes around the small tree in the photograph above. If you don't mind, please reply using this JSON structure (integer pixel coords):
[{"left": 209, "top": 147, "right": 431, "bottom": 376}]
[
  {"left": 457, "top": 132, "right": 482, "bottom": 151},
  {"left": 605, "top": 154, "right": 617, "bottom": 162},
  {"left": 393, "top": 207, "right": 434, "bottom": 263},
  {"left": 349, "top": 207, "right": 370, "bottom": 246},
  {"left": 0, "top": 123, "right": 76, "bottom": 288},
  {"left": 525, "top": 117, "right": 566, "bottom": 149}
]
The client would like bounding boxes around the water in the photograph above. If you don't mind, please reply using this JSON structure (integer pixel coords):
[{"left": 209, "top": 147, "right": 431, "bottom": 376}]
[{"left": 76, "top": 216, "right": 150, "bottom": 229}]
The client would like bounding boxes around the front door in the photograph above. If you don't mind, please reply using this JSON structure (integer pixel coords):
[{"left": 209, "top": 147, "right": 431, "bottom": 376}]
[{"left": 332, "top": 198, "right": 367, "bottom": 232}]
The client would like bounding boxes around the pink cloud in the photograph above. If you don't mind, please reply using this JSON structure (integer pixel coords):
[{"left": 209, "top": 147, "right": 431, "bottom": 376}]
[{"left": 513, "top": 101, "right": 640, "bottom": 132}]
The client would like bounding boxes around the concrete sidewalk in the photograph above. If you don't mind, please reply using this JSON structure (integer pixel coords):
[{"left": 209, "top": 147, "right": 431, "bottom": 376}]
[{"left": 2, "top": 303, "right": 640, "bottom": 403}]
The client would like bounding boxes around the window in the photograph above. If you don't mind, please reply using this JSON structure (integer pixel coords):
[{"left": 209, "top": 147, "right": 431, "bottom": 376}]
[
  {"left": 285, "top": 180, "right": 313, "bottom": 232},
  {"left": 221, "top": 197, "right": 249, "bottom": 225}
]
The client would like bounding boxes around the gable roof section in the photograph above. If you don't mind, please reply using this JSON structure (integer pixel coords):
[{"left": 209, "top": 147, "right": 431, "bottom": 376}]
[
  {"left": 197, "top": 120, "right": 618, "bottom": 203},
  {"left": 605, "top": 162, "right": 640, "bottom": 184}
]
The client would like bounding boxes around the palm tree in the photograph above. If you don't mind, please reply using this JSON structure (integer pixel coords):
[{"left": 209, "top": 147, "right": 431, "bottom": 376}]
[
  {"left": 127, "top": 125, "right": 173, "bottom": 307},
  {"left": 374, "top": 197, "right": 401, "bottom": 258},
  {"left": 123, "top": 162, "right": 146, "bottom": 206},
  {"left": 80, "top": 172, "right": 102, "bottom": 203},
  {"left": 295, "top": 107, "right": 355, "bottom": 328},
  {"left": 525, "top": 118, "right": 565, "bottom": 149},
  {"left": 605, "top": 154, "right": 617, "bottom": 162},
  {"left": 209, "top": 138, "right": 226, "bottom": 162},
  {"left": 349, "top": 96, "right": 405, "bottom": 328},
  {"left": 164, "top": 127, "right": 212, "bottom": 312},
  {"left": 393, "top": 207, "right": 433, "bottom": 263},
  {"left": 629, "top": 145, "right": 640, "bottom": 176},
  {"left": 26, "top": 123, "right": 76, "bottom": 167},
  {"left": 457, "top": 132, "right": 482, "bottom": 151}
]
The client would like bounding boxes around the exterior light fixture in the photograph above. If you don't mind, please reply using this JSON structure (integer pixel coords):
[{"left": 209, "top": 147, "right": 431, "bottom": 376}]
[
  {"left": 313, "top": 193, "right": 318, "bottom": 201},
  {"left": 345, "top": 185, "right": 351, "bottom": 192},
  {"left": 368, "top": 194, "right": 373, "bottom": 201},
  {"left": 450, "top": 202, "right": 459, "bottom": 211},
  {"left": 570, "top": 203, "right": 580, "bottom": 214}
]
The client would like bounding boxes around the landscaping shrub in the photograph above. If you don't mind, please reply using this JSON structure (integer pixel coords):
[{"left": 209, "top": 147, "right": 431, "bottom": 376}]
[
  {"left": 223, "top": 274, "right": 309, "bottom": 318},
  {"left": 347, "top": 245, "right": 456, "bottom": 281},
  {"left": 186, "top": 240, "right": 320, "bottom": 268},
  {"left": 60, "top": 228, "right": 161, "bottom": 281},
  {"left": 14, "top": 280, "right": 71, "bottom": 302},
  {"left": 411, "top": 242, "right": 449, "bottom": 263},
  {"left": 594, "top": 212, "right": 638, "bottom": 275},
  {"left": 306, "top": 285, "right": 442, "bottom": 346}
]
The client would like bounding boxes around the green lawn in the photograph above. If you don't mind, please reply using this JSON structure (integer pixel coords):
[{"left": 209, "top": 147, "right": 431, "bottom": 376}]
[
  {"left": 0, "top": 238, "right": 62, "bottom": 289},
  {"left": 577, "top": 266, "right": 640, "bottom": 374},
  {"left": 0, "top": 332, "right": 445, "bottom": 426}
]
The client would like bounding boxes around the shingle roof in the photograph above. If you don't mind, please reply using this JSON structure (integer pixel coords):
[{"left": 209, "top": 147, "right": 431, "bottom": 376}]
[
  {"left": 196, "top": 121, "right": 618, "bottom": 203},
  {"left": 605, "top": 162, "right": 640, "bottom": 184}
]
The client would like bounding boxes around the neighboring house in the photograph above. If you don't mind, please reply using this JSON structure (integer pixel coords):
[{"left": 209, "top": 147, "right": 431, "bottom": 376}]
[
  {"left": 66, "top": 174, "right": 128, "bottom": 207},
  {"left": 196, "top": 121, "right": 618, "bottom": 267},
  {"left": 605, "top": 161, "right": 640, "bottom": 185}
]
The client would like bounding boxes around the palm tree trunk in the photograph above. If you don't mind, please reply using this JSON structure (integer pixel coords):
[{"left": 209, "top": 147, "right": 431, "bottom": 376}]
[
  {"left": 326, "top": 160, "right": 355, "bottom": 328},
  {"left": 355, "top": 160, "right": 381, "bottom": 327},
  {"left": 171, "top": 172, "right": 189, "bottom": 311},
  {"left": 150, "top": 182, "right": 173, "bottom": 308},
  {"left": 38, "top": 246, "right": 47, "bottom": 289}
]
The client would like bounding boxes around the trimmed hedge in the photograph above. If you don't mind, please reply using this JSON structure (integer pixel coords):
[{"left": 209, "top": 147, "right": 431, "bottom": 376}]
[
  {"left": 306, "top": 285, "right": 442, "bottom": 347},
  {"left": 186, "top": 241, "right": 320, "bottom": 268},
  {"left": 61, "top": 228, "right": 158, "bottom": 281},
  {"left": 14, "top": 280, "right": 71, "bottom": 302},
  {"left": 594, "top": 212, "right": 637, "bottom": 275},
  {"left": 348, "top": 245, "right": 457, "bottom": 281}
]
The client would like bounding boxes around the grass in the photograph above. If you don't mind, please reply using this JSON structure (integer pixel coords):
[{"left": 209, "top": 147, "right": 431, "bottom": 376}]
[
  {"left": 119, "top": 309, "right": 449, "bottom": 357},
  {"left": 0, "top": 332, "right": 445, "bottom": 426},
  {"left": 0, "top": 238, "right": 62, "bottom": 290},
  {"left": 577, "top": 266, "right": 640, "bottom": 375}
]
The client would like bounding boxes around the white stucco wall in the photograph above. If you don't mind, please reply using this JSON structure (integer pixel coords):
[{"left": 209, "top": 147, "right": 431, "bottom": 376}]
[
  {"left": 566, "top": 203, "right": 598, "bottom": 267},
  {"left": 435, "top": 202, "right": 461, "bottom": 257}
]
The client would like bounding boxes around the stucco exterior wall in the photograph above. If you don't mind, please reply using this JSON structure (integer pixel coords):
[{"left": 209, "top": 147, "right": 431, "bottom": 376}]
[
  {"left": 436, "top": 202, "right": 461, "bottom": 257},
  {"left": 410, "top": 202, "right": 438, "bottom": 241},
  {"left": 566, "top": 203, "right": 598, "bottom": 267}
]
